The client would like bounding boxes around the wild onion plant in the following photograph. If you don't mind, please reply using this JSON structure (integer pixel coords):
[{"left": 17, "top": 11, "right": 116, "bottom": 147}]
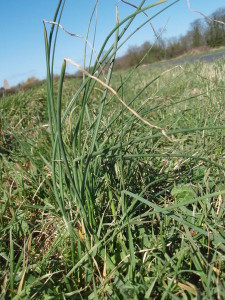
[{"left": 41, "top": 0, "right": 225, "bottom": 298}]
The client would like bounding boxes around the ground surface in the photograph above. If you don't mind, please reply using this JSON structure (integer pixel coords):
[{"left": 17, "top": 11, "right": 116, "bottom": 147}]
[
  {"left": 0, "top": 56, "right": 225, "bottom": 299},
  {"left": 148, "top": 48, "right": 225, "bottom": 68}
]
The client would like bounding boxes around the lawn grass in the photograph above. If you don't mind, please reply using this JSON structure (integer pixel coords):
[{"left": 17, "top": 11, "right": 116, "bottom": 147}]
[
  {"left": 1, "top": 1, "right": 225, "bottom": 299},
  {"left": 1, "top": 58, "right": 224, "bottom": 300}
]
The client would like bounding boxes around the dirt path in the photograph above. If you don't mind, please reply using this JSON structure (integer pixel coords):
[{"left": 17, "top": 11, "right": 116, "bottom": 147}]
[{"left": 150, "top": 49, "right": 225, "bottom": 68}]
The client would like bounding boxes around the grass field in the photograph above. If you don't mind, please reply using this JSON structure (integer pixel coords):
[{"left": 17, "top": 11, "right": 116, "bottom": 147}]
[{"left": 1, "top": 1, "right": 225, "bottom": 299}]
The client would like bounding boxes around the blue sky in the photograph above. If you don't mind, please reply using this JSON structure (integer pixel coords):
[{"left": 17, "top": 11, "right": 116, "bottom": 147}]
[{"left": 0, "top": 0, "right": 224, "bottom": 88}]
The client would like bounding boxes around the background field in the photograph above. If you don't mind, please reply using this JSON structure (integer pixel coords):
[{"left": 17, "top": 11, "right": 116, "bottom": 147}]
[{"left": 1, "top": 58, "right": 225, "bottom": 299}]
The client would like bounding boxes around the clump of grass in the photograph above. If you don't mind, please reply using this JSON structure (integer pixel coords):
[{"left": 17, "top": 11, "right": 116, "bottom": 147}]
[{"left": 0, "top": 0, "right": 225, "bottom": 298}]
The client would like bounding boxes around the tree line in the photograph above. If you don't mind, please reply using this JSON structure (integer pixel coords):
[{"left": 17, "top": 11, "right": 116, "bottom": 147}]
[{"left": 114, "top": 7, "right": 225, "bottom": 69}]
